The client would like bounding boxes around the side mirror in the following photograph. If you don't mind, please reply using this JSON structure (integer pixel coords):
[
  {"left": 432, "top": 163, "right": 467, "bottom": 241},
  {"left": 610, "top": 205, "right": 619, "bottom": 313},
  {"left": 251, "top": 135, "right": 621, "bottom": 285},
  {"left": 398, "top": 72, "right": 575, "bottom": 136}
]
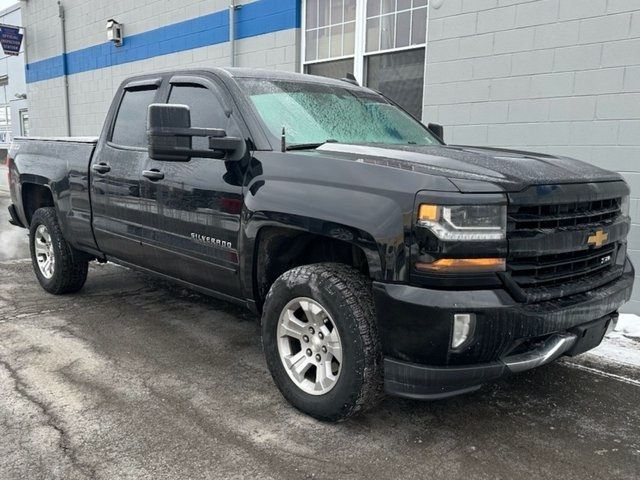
[
  {"left": 147, "top": 103, "right": 246, "bottom": 162},
  {"left": 428, "top": 123, "right": 444, "bottom": 142}
]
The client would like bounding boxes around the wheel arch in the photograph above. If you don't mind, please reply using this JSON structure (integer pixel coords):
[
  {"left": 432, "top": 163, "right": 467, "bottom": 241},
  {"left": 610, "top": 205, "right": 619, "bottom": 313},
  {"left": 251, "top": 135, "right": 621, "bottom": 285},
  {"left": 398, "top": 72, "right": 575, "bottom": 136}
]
[
  {"left": 20, "top": 181, "right": 55, "bottom": 226},
  {"left": 242, "top": 213, "right": 383, "bottom": 312}
]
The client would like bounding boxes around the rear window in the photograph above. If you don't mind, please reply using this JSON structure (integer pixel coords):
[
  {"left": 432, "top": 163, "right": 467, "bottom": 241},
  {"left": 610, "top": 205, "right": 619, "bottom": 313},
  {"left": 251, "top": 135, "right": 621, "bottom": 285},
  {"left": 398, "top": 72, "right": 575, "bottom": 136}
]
[{"left": 111, "top": 87, "right": 158, "bottom": 148}]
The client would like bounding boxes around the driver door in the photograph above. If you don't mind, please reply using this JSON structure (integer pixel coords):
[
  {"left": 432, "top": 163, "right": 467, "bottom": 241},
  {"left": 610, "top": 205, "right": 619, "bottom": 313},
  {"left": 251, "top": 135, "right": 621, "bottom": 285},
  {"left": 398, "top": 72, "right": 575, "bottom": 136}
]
[{"left": 139, "top": 75, "right": 246, "bottom": 298}]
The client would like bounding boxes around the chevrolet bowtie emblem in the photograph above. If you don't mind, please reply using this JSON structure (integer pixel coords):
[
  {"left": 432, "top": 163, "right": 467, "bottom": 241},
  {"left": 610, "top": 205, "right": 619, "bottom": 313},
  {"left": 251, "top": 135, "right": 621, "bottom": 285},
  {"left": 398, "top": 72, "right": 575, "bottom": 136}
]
[{"left": 587, "top": 229, "right": 608, "bottom": 248}]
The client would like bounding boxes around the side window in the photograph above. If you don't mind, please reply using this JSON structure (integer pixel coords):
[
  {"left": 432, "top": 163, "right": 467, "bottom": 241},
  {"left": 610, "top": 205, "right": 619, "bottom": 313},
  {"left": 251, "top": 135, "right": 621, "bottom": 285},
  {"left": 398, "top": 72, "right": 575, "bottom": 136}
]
[
  {"left": 111, "top": 87, "right": 158, "bottom": 148},
  {"left": 168, "top": 84, "right": 241, "bottom": 143}
]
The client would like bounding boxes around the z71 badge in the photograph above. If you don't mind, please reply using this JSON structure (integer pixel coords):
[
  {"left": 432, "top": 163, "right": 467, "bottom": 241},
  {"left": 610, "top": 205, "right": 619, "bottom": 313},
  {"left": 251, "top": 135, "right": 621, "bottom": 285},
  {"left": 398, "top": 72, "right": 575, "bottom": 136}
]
[{"left": 190, "top": 233, "right": 233, "bottom": 250}]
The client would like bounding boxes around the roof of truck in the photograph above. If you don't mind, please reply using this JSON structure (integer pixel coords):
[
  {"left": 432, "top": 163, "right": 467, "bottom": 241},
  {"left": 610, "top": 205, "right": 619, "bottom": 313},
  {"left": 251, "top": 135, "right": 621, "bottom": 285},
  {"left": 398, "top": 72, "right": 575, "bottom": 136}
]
[
  {"left": 212, "top": 67, "right": 364, "bottom": 89},
  {"left": 120, "top": 67, "right": 366, "bottom": 91}
]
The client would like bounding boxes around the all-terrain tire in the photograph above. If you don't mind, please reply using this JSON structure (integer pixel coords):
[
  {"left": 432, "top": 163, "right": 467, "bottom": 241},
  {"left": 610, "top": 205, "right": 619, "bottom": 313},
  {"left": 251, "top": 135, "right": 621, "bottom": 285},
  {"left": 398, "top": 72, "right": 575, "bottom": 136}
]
[
  {"left": 261, "top": 263, "right": 383, "bottom": 421},
  {"left": 29, "top": 207, "right": 88, "bottom": 294}
]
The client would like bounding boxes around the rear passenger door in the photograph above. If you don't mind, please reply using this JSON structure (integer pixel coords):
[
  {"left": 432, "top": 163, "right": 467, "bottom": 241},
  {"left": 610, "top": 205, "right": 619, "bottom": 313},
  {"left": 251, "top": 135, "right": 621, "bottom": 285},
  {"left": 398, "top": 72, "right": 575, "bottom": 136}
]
[
  {"left": 139, "top": 75, "right": 246, "bottom": 298},
  {"left": 91, "top": 78, "right": 162, "bottom": 264}
]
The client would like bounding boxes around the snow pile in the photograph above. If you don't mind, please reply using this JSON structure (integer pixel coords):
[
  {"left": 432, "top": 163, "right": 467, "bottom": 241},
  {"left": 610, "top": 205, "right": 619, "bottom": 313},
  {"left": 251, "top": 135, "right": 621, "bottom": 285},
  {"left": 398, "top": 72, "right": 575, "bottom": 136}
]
[
  {"left": 586, "top": 314, "right": 640, "bottom": 368},
  {"left": 608, "top": 314, "right": 640, "bottom": 339}
]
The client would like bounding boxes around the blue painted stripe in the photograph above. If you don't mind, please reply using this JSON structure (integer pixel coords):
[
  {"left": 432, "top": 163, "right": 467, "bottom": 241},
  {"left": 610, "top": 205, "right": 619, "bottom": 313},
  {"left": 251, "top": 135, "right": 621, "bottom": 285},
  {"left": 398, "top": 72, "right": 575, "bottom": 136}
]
[{"left": 26, "top": 0, "right": 300, "bottom": 84}]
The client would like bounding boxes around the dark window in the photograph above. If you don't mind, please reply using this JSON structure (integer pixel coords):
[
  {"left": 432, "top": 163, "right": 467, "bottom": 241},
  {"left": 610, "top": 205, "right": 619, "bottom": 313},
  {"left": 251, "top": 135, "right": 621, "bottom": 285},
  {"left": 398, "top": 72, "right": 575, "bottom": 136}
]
[
  {"left": 365, "top": 48, "right": 425, "bottom": 119},
  {"left": 168, "top": 84, "right": 241, "bottom": 151},
  {"left": 169, "top": 85, "right": 224, "bottom": 128},
  {"left": 306, "top": 58, "right": 355, "bottom": 80},
  {"left": 111, "top": 87, "right": 158, "bottom": 147}
]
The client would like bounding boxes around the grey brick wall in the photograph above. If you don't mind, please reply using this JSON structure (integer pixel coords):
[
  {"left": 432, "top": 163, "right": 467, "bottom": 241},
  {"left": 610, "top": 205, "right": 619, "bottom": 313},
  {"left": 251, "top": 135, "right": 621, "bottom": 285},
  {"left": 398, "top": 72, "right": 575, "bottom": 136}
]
[
  {"left": 424, "top": 0, "right": 640, "bottom": 313},
  {"left": 23, "top": 0, "right": 299, "bottom": 137}
]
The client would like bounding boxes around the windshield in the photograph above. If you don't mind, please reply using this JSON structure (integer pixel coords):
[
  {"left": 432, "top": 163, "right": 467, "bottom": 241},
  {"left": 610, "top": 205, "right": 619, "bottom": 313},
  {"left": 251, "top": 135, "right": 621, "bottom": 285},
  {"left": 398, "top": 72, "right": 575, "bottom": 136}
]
[{"left": 238, "top": 79, "right": 439, "bottom": 147}]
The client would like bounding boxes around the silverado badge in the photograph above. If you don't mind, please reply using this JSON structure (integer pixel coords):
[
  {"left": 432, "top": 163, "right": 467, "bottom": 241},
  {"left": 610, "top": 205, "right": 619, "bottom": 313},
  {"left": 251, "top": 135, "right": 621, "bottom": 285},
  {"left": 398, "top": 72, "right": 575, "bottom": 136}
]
[{"left": 587, "top": 229, "right": 608, "bottom": 248}]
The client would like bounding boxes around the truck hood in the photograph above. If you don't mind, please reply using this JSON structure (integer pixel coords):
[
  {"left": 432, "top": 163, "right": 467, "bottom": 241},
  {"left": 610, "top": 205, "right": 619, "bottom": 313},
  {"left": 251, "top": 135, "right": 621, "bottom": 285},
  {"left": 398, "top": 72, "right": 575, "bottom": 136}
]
[{"left": 314, "top": 143, "right": 622, "bottom": 193}]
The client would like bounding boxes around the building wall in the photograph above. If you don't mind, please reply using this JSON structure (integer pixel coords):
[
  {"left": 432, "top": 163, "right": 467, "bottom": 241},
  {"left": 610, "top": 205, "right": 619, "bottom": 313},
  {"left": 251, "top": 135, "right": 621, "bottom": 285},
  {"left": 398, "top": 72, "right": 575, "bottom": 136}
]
[
  {"left": 0, "top": 3, "right": 28, "bottom": 145},
  {"left": 424, "top": 0, "right": 640, "bottom": 312},
  {"left": 23, "top": 0, "right": 300, "bottom": 136}
]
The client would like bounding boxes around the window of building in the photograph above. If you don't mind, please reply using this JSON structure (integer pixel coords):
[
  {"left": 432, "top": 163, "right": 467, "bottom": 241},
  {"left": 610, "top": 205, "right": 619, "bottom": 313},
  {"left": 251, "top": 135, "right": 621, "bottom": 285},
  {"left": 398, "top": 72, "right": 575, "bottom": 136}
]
[
  {"left": 0, "top": 105, "right": 11, "bottom": 149},
  {"left": 111, "top": 87, "right": 158, "bottom": 148},
  {"left": 0, "top": 105, "right": 11, "bottom": 127},
  {"left": 19, "top": 109, "right": 29, "bottom": 136},
  {"left": 302, "top": 0, "right": 428, "bottom": 118},
  {"left": 304, "top": 0, "right": 357, "bottom": 74}
]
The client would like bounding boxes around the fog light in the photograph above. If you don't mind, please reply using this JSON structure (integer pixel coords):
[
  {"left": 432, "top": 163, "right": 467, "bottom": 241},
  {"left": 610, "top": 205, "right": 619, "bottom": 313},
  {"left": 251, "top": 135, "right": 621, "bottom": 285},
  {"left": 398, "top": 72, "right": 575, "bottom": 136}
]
[{"left": 452, "top": 313, "right": 475, "bottom": 349}]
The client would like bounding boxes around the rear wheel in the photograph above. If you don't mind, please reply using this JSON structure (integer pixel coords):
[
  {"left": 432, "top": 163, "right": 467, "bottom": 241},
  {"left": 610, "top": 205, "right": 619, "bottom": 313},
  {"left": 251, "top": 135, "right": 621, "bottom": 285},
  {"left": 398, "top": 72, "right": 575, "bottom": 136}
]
[
  {"left": 29, "top": 207, "right": 88, "bottom": 294},
  {"left": 262, "top": 263, "right": 383, "bottom": 421}
]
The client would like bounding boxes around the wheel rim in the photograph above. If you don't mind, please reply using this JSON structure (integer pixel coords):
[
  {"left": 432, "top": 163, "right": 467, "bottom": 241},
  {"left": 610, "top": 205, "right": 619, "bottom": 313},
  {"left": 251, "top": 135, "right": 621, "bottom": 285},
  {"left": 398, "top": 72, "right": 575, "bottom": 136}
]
[
  {"left": 277, "top": 297, "right": 343, "bottom": 396},
  {"left": 34, "top": 224, "right": 55, "bottom": 279}
]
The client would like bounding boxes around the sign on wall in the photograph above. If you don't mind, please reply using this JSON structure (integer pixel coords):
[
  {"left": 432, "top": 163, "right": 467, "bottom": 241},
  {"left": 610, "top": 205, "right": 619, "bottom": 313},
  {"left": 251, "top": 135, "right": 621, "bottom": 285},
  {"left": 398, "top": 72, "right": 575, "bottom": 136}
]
[{"left": 0, "top": 26, "right": 23, "bottom": 56}]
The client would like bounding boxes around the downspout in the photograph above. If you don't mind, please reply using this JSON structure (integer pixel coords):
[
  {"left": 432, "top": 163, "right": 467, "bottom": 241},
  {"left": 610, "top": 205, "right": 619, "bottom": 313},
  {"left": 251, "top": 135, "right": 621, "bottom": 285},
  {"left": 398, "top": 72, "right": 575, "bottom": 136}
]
[
  {"left": 58, "top": 1, "right": 71, "bottom": 136},
  {"left": 228, "top": 1, "right": 243, "bottom": 67}
]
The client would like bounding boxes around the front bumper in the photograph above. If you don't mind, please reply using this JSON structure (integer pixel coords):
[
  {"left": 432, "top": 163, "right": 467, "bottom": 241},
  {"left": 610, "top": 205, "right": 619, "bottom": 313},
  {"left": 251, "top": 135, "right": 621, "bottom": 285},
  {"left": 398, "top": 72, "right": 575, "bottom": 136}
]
[{"left": 374, "top": 258, "right": 634, "bottom": 399}]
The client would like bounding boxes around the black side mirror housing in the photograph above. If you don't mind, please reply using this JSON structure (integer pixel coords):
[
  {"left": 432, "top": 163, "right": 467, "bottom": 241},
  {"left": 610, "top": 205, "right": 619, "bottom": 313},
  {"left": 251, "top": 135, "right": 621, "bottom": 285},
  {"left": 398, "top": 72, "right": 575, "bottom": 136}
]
[
  {"left": 428, "top": 123, "right": 444, "bottom": 142},
  {"left": 147, "top": 103, "right": 246, "bottom": 162}
]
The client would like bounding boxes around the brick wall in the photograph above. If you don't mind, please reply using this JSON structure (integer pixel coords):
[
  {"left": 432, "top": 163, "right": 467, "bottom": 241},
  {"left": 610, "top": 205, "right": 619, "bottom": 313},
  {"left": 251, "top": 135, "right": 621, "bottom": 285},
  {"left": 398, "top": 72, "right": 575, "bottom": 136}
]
[
  {"left": 23, "top": 0, "right": 299, "bottom": 137},
  {"left": 424, "top": 0, "right": 640, "bottom": 312}
]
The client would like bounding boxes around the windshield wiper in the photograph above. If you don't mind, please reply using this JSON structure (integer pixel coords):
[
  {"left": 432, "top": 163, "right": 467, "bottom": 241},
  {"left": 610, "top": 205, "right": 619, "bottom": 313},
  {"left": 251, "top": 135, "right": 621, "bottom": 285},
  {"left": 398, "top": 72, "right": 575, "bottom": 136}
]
[
  {"left": 285, "top": 139, "right": 337, "bottom": 151},
  {"left": 285, "top": 142, "right": 325, "bottom": 151}
]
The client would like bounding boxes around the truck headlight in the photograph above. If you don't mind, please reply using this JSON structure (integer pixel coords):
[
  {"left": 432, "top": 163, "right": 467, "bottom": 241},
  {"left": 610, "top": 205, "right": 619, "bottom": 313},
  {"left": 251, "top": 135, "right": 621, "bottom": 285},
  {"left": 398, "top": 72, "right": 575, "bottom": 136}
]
[{"left": 417, "top": 204, "right": 506, "bottom": 241}]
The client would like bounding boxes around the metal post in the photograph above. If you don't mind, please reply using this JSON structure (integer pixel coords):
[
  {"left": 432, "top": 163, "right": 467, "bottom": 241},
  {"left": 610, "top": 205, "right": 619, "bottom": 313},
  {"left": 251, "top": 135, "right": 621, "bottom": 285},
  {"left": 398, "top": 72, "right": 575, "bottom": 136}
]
[
  {"left": 58, "top": 1, "right": 71, "bottom": 136},
  {"left": 229, "top": 1, "right": 235, "bottom": 67}
]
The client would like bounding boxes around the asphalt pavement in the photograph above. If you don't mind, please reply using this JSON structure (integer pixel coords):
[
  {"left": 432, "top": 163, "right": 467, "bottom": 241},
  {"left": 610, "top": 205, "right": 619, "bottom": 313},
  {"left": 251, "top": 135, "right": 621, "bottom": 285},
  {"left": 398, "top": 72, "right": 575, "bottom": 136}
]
[{"left": 1, "top": 192, "right": 639, "bottom": 480}]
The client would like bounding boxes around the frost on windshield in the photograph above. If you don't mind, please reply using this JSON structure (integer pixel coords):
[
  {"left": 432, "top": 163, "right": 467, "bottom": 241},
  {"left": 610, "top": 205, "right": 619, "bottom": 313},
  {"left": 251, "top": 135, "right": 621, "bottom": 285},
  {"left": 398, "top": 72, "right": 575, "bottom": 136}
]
[{"left": 243, "top": 80, "right": 437, "bottom": 147}]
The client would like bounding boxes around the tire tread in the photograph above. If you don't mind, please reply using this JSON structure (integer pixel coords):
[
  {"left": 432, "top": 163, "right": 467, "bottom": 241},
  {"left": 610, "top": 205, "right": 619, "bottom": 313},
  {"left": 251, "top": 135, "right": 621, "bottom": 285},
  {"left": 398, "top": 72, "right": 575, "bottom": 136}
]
[
  {"left": 30, "top": 207, "right": 88, "bottom": 294},
  {"left": 264, "top": 262, "right": 383, "bottom": 421}
]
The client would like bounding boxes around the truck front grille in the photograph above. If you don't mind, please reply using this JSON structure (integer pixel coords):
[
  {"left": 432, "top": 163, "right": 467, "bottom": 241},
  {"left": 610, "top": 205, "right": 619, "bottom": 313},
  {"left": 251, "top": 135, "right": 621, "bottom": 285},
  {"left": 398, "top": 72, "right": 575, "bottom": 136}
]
[
  {"left": 506, "top": 185, "right": 628, "bottom": 303},
  {"left": 509, "top": 197, "right": 622, "bottom": 230},
  {"left": 508, "top": 243, "right": 616, "bottom": 289}
]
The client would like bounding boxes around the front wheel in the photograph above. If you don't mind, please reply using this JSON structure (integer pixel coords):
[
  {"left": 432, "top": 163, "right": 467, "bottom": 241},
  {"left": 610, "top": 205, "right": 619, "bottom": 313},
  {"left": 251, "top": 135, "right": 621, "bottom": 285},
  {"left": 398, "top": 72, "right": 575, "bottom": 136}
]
[
  {"left": 29, "top": 207, "right": 88, "bottom": 294},
  {"left": 261, "top": 263, "right": 383, "bottom": 421}
]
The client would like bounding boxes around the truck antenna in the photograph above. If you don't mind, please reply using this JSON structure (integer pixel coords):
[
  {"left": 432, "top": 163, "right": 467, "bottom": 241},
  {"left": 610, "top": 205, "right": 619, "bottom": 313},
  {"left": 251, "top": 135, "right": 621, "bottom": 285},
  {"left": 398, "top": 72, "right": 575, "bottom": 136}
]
[{"left": 281, "top": 126, "right": 286, "bottom": 152}]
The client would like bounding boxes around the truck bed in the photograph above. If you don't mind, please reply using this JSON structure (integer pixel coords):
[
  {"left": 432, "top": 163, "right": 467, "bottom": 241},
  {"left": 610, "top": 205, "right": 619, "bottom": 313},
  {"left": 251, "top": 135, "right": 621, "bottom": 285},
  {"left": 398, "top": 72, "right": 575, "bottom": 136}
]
[
  {"left": 15, "top": 136, "right": 99, "bottom": 144},
  {"left": 10, "top": 136, "right": 99, "bottom": 254}
]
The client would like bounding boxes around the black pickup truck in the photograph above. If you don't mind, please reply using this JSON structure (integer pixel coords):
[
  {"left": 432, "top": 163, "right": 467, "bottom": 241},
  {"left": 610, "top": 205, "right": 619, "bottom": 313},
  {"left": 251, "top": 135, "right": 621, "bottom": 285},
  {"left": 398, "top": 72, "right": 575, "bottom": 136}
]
[{"left": 7, "top": 68, "right": 634, "bottom": 421}]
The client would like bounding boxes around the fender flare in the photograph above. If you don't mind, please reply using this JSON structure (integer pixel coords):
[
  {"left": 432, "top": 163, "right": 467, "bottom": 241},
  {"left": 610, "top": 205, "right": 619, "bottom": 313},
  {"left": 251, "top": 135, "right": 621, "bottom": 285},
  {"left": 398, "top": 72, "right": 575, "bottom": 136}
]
[{"left": 239, "top": 211, "right": 385, "bottom": 304}]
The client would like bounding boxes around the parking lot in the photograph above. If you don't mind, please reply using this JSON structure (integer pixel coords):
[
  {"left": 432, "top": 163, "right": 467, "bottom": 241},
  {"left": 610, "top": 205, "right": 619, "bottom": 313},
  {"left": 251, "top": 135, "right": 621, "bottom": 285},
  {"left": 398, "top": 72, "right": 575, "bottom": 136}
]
[{"left": 1, "top": 192, "right": 639, "bottom": 480}]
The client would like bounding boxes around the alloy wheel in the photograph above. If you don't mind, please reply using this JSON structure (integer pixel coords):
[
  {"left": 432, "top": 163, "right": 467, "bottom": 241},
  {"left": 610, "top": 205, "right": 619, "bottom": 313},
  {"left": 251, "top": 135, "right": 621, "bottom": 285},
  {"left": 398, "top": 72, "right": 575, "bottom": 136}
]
[
  {"left": 34, "top": 224, "right": 55, "bottom": 279},
  {"left": 276, "top": 297, "right": 343, "bottom": 395}
]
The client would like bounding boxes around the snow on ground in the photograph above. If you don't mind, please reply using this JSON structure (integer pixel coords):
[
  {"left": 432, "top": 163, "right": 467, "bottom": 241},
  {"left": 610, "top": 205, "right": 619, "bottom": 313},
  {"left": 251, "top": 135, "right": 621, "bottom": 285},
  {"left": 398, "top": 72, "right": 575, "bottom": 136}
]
[{"left": 584, "top": 314, "right": 640, "bottom": 368}]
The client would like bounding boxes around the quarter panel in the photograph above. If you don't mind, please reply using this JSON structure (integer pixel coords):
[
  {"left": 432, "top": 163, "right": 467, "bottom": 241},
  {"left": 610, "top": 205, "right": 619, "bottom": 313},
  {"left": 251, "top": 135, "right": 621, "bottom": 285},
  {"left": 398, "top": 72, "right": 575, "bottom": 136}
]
[{"left": 11, "top": 139, "right": 98, "bottom": 251}]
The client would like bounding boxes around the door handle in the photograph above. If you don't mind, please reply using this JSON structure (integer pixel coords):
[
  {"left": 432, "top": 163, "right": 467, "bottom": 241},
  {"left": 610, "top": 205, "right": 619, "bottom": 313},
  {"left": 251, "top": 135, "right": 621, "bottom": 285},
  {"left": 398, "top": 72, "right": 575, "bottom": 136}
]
[
  {"left": 92, "top": 162, "right": 111, "bottom": 174},
  {"left": 142, "top": 169, "right": 165, "bottom": 181}
]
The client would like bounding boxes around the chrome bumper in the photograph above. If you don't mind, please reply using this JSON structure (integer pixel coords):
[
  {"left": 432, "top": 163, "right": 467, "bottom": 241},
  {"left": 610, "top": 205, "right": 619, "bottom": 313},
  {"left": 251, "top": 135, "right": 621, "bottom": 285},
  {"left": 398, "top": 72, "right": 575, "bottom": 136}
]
[{"left": 503, "top": 333, "right": 577, "bottom": 373}]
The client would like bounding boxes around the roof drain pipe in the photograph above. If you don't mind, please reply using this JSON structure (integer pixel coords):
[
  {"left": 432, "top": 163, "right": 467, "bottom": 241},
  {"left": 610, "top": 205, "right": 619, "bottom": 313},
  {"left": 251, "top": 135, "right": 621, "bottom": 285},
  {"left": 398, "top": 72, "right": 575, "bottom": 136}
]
[
  {"left": 229, "top": 2, "right": 242, "bottom": 67},
  {"left": 58, "top": 1, "right": 71, "bottom": 136}
]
